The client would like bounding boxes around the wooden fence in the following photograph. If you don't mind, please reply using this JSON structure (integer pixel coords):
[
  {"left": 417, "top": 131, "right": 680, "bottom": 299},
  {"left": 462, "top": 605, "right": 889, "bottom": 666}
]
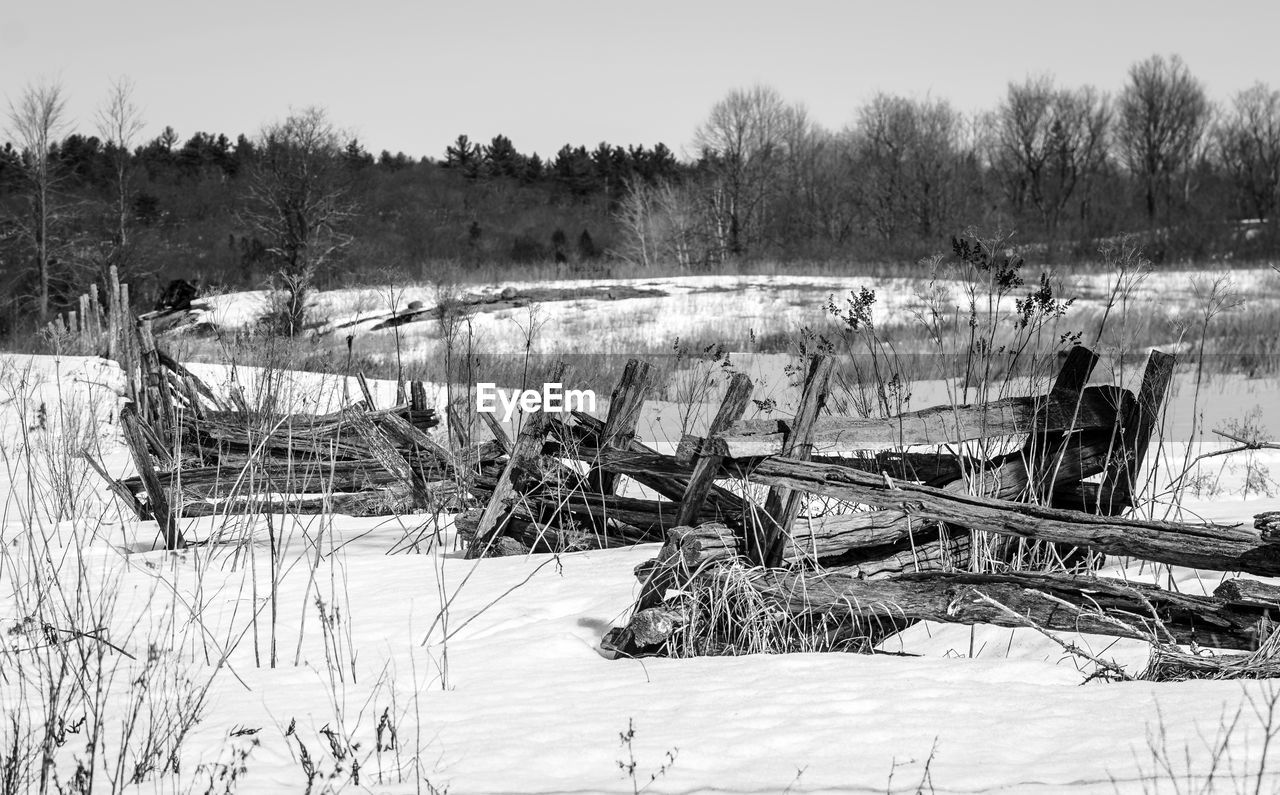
[
  {"left": 60, "top": 286, "right": 1280, "bottom": 663},
  {"left": 446, "top": 347, "right": 1280, "bottom": 659}
]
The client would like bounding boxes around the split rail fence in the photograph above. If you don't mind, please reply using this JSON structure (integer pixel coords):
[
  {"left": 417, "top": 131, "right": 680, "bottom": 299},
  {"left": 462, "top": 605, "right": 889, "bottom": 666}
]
[{"left": 55, "top": 275, "right": 1280, "bottom": 662}]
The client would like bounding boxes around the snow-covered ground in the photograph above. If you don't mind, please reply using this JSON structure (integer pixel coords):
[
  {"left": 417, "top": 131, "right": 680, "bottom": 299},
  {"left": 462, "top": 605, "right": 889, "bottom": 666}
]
[
  {"left": 3, "top": 350, "right": 1280, "bottom": 794},
  {"left": 189, "top": 266, "right": 1280, "bottom": 360}
]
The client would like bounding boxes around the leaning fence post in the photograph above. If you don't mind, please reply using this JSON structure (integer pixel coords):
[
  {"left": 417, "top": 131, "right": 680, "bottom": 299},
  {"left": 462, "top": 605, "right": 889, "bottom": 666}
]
[
  {"left": 588, "top": 359, "right": 654, "bottom": 496},
  {"left": 675, "top": 372, "right": 754, "bottom": 529},
  {"left": 1098, "top": 350, "right": 1176, "bottom": 513},
  {"left": 120, "top": 403, "right": 184, "bottom": 550},
  {"left": 466, "top": 362, "right": 568, "bottom": 558},
  {"left": 612, "top": 371, "right": 755, "bottom": 656},
  {"left": 759, "top": 354, "right": 833, "bottom": 567}
]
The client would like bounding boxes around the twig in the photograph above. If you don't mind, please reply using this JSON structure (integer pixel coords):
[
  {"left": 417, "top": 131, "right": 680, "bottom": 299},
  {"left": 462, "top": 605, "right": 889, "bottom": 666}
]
[
  {"left": 1212, "top": 427, "right": 1280, "bottom": 451},
  {"left": 969, "top": 589, "right": 1132, "bottom": 681}
]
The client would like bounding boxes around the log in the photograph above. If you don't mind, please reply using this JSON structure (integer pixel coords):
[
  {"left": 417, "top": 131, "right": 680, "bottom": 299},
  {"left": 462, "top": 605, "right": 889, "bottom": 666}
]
[
  {"left": 820, "top": 529, "right": 970, "bottom": 579},
  {"left": 516, "top": 490, "right": 708, "bottom": 539},
  {"left": 723, "top": 457, "right": 1280, "bottom": 576},
  {"left": 121, "top": 457, "right": 449, "bottom": 499},
  {"left": 611, "top": 521, "right": 741, "bottom": 656},
  {"left": 137, "top": 411, "right": 174, "bottom": 469},
  {"left": 950, "top": 428, "right": 1119, "bottom": 503},
  {"left": 137, "top": 319, "right": 173, "bottom": 441},
  {"left": 748, "top": 570, "right": 1274, "bottom": 651},
  {"left": 707, "top": 384, "right": 1131, "bottom": 457},
  {"left": 183, "top": 407, "right": 427, "bottom": 462},
  {"left": 950, "top": 346, "right": 1103, "bottom": 565},
  {"left": 107, "top": 265, "right": 120, "bottom": 360},
  {"left": 787, "top": 510, "right": 919, "bottom": 559},
  {"left": 376, "top": 411, "right": 456, "bottom": 466},
  {"left": 176, "top": 487, "right": 420, "bottom": 518},
  {"left": 1214, "top": 579, "right": 1280, "bottom": 609},
  {"left": 808, "top": 450, "right": 964, "bottom": 483},
  {"left": 340, "top": 408, "right": 426, "bottom": 504},
  {"left": 1256, "top": 512, "right": 1280, "bottom": 542},
  {"left": 572, "top": 447, "right": 1275, "bottom": 575},
  {"left": 653, "top": 523, "right": 739, "bottom": 570}
]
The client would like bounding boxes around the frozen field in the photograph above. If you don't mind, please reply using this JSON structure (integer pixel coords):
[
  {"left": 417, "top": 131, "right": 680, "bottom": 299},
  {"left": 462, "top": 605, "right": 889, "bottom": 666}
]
[{"left": 189, "top": 266, "right": 1280, "bottom": 359}]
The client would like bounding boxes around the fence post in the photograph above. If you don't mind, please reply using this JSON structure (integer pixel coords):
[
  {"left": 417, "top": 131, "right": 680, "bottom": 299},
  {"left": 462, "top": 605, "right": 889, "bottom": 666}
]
[
  {"left": 758, "top": 354, "right": 834, "bottom": 567},
  {"left": 120, "top": 403, "right": 184, "bottom": 550},
  {"left": 1098, "top": 350, "right": 1176, "bottom": 513},
  {"left": 675, "top": 372, "right": 754, "bottom": 528},
  {"left": 589, "top": 359, "right": 653, "bottom": 495},
  {"left": 467, "top": 362, "right": 568, "bottom": 558}
]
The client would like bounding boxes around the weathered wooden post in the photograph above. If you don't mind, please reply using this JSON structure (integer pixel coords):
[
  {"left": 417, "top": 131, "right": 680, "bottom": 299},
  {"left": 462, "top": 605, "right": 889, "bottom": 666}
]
[
  {"left": 120, "top": 403, "right": 185, "bottom": 550},
  {"left": 466, "top": 362, "right": 568, "bottom": 558},
  {"left": 588, "top": 359, "right": 654, "bottom": 496},
  {"left": 675, "top": 372, "right": 754, "bottom": 528},
  {"left": 758, "top": 354, "right": 833, "bottom": 567},
  {"left": 1097, "top": 351, "right": 1176, "bottom": 514}
]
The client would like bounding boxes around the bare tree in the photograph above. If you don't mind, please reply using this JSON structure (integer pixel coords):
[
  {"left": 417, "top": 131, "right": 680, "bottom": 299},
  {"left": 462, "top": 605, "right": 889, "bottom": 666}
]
[
  {"left": 240, "top": 107, "right": 357, "bottom": 334},
  {"left": 852, "top": 94, "right": 964, "bottom": 241},
  {"left": 614, "top": 177, "right": 714, "bottom": 270},
  {"left": 771, "top": 104, "right": 836, "bottom": 249},
  {"left": 1215, "top": 82, "right": 1280, "bottom": 221},
  {"left": 693, "top": 85, "right": 793, "bottom": 257},
  {"left": 997, "top": 76, "right": 1110, "bottom": 253},
  {"left": 5, "top": 78, "right": 70, "bottom": 321},
  {"left": 800, "top": 131, "right": 861, "bottom": 247},
  {"left": 1116, "top": 54, "right": 1211, "bottom": 223},
  {"left": 95, "top": 77, "right": 145, "bottom": 270}
]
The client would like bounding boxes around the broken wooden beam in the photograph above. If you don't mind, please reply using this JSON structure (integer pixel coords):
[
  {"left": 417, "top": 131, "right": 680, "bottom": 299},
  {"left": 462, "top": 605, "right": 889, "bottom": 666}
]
[
  {"left": 176, "top": 486, "right": 422, "bottom": 518},
  {"left": 1214, "top": 578, "right": 1280, "bottom": 610},
  {"left": 340, "top": 407, "right": 427, "bottom": 505}
]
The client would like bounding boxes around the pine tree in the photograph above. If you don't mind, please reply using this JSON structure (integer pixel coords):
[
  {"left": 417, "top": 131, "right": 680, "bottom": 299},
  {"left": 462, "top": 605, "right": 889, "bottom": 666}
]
[{"left": 577, "top": 229, "right": 599, "bottom": 260}]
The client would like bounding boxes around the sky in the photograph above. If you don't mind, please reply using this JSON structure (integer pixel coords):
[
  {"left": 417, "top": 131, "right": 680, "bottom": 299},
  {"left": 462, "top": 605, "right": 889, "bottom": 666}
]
[{"left": 2, "top": 0, "right": 1277, "bottom": 160}]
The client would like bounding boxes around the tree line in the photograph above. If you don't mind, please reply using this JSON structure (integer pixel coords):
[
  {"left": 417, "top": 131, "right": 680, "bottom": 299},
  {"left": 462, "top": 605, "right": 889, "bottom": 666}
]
[
  {"left": 623, "top": 55, "right": 1279, "bottom": 269},
  {"left": 1, "top": 52, "right": 1278, "bottom": 337}
]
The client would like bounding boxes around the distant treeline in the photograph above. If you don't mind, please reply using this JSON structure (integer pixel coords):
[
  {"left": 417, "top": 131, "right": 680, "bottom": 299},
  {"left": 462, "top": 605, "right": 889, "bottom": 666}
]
[{"left": 1, "top": 53, "right": 1278, "bottom": 335}]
